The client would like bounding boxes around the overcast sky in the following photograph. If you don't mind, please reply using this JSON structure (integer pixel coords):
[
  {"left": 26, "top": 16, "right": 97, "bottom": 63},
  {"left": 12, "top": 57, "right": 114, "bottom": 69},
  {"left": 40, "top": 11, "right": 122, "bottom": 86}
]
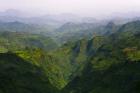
[{"left": 0, "top": 0, "right": 140, "bottom": 17}]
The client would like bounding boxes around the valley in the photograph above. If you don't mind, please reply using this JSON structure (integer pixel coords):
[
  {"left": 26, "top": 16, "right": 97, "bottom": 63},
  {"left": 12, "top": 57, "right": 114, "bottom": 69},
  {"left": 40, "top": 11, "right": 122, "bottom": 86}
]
[{"left": 0, "top": 17, "right": 140, "bottom": 93}]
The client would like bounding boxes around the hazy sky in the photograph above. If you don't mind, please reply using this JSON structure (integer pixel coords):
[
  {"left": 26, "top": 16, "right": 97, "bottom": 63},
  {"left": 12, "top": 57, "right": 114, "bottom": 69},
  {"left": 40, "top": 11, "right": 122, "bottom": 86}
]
[{"left": 0, "top": 0, "right": 140, "bottom": 17}]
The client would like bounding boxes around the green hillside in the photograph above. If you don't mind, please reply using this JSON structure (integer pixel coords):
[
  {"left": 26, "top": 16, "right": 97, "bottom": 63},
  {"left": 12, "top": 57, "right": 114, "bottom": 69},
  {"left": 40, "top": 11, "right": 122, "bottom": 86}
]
[
  {"left": 0, "top": 20, "right": 140, "bottom": 93},
  {"left": 62, "top": 21, "right": 140, "bottom": 93},
  {"left": 0, "top": 31, "right": 57, "bottom": 52},
  {"left": 0, "top": 52, "right": 58, "bottom": 93}
]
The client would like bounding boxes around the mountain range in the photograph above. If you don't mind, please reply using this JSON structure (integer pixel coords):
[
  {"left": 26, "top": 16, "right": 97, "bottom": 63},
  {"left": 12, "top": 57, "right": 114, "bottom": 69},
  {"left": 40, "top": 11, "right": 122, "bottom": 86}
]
[{"left": 0, "top": 10, "right": 140, "bottom": 93}]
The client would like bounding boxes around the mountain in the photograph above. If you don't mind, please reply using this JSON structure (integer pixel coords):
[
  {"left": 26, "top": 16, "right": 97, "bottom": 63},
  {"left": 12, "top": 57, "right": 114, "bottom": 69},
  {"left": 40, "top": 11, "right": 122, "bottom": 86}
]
[
  {"left": 0, "top": 31, "right": 57, "bottom": 52},
  {"left": 62, "top": 21, "right": 140, "bottom": 93},
  {"left": 0, "top": 16, "right": 140, "bottom": 93},
  {"left": 0, "top": 10, "right": 100, "bottom": 29},
  {"left": 0, "top": 10, "right": 83, "bottom": 26},
  {"left": 0, "top": 21, "right": 37, "bottom": 32},
  {"left": 0, "top": 52, "right": 58, "bottom": 93},
  {"left": 53, "top": 21, "right": 119, "bottom": 44},
  {"left": 0, "top": 19, "right": 118, "bottom": 46}
]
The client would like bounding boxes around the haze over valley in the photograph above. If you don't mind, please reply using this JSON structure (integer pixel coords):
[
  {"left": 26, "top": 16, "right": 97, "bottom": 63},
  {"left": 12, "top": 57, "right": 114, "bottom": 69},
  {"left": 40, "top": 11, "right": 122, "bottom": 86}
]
[{"left": 0, "top": 0, "right": 140, "bottom": 93}]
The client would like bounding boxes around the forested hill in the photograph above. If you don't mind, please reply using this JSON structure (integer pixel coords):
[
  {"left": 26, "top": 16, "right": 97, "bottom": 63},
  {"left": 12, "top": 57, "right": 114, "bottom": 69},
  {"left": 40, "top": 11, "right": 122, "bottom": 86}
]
[
  {"left": 62, "top": 21, "right": 140, "bottom": 93},
  {"left": 0, "top": 52, "right": 58, "bottom": 93},
  {"left": 0, "top": 20, "right": 140, "bottom": 93}
]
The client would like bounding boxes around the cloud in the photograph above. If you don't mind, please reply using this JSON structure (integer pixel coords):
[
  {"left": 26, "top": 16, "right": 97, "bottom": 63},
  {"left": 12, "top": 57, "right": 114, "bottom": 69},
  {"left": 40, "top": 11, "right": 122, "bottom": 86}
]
[{"left": 0, "top": 0, "right": 140, "bottom": 17}]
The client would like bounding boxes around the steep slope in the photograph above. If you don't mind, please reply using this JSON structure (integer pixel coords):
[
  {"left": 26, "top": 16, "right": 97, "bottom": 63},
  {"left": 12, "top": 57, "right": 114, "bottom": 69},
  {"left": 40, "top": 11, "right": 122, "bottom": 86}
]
[
  {"left": 28, "top": 39, "right": 88, "bottom": 89},
  {"left": 0, "top": 31, "right": 79, "bottom": 89},
  {"left": 62, "top": 21, "right": 140, "bottom": 93},
  {"left": 29, "top": 21, "right": 131, "bottom": 90},
  {"left": 39, "top": 36, "right": 106, "bottom": 89},
  {"left": 0, "top": 20, "right": 140, "bottom": 93},
  {"left": 0, "top": 52, "right": 58, "bottom": 93},
  {"left": 53, "top": 22, "right": 119, "bottom": 44}
]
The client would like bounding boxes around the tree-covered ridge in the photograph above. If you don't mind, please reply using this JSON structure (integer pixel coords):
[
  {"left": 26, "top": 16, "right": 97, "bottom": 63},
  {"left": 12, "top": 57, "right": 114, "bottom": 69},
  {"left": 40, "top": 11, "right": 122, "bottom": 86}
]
[
  {"left": 0, "top": 52, "right": 58, "bottom": 93},
  {"left": 0, "top": 20, "right": 140, "bottom": 93},
  {"left": 0, "top": 31, "right": 57, "bottom": 53},
  {"left": 16, "top": 39, "right": 89, "bottom": 89},
  {"left": 62, "top": 21, "right": 140, "bottom": 93}
]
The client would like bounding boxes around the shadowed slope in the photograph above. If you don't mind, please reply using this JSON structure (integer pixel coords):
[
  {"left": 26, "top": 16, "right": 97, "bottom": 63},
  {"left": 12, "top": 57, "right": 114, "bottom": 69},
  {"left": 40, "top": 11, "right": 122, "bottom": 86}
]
[{"left": 0, "top": 53, "right": 58, "bottom": 93}]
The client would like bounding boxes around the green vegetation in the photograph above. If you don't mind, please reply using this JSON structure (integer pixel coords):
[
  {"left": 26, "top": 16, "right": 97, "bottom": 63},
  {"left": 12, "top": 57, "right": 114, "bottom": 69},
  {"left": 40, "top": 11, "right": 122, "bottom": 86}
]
[
  {"left": 0, "top": 31, "right": 58, "bottom": 51},
  {"left": 0, "top": 20, "right": 140, "bottom": 93},
  {"left": 62, "top": 21, "right": 140, "bottom": 93},
  {"left": 0, "top": 52, "right": 58, "bottom": 93}
]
